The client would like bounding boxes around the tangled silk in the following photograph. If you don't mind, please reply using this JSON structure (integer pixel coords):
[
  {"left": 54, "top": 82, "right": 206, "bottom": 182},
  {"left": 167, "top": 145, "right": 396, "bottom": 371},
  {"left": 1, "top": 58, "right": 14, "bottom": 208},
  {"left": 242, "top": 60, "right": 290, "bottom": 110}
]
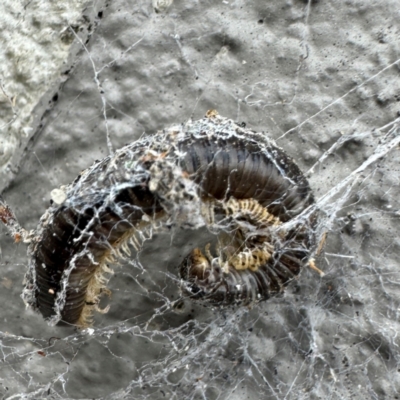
[{"left": 21, "top": 113, "right": 317, "bottom": 326}]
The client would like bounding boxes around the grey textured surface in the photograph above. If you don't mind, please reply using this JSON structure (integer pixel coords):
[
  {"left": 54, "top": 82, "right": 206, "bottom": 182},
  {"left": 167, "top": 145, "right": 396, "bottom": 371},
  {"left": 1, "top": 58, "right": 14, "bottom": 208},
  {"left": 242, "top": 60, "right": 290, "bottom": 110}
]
[
  {"left": 0, "top": 0, "right": 103, "bottom": 185},
  {"left": 1, "top": 0, "right": 400, "bottom": 399}
]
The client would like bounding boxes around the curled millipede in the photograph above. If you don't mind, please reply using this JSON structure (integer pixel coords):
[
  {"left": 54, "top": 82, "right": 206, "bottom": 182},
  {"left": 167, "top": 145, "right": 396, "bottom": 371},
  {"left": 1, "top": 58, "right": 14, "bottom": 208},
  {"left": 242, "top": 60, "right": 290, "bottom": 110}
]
[{"left": 4, "top": 113, "right": 317, "bottom": 326}]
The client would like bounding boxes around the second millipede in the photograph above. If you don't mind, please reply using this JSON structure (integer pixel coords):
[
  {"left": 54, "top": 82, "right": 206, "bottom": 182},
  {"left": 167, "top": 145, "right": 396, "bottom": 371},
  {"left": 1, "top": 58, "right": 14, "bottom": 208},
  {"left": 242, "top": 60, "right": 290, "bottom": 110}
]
[{"left": 5, "top": 113, "right": 317, "bottom": 326}]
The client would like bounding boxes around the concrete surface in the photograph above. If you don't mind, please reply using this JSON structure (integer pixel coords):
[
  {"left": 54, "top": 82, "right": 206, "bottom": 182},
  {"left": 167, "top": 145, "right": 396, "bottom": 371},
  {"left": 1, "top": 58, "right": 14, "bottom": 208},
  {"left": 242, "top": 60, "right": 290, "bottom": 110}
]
[{"left": 1, "top": 0, "right": 400, "bottom": 398}]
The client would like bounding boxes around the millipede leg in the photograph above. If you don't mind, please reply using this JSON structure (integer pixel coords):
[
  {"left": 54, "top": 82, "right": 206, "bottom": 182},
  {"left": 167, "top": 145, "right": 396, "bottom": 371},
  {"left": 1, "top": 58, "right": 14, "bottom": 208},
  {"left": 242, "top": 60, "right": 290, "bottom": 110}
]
[
  {"left": 228, "top": 244, "right": 273, "bottom": 272},
  {"left": 223, "top": 197, "right": 281, "bottom": 229},
  {"left": 308, "top": 258, "right": 325, "bottom": 277}
]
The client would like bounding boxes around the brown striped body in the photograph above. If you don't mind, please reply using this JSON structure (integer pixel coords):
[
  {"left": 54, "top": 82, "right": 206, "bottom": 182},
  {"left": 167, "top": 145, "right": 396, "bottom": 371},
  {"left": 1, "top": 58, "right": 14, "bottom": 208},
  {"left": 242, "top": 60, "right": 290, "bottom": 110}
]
[{"left": 21, "top": 115, "right": 317, "bottom": 326}]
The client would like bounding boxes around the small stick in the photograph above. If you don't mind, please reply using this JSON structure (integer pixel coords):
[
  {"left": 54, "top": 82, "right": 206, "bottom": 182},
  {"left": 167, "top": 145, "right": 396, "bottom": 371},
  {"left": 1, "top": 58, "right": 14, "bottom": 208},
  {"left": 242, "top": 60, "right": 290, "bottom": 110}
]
[
  {"left": 0, "top": 195, "right": 31, "bottom": 243},
  {"left": 308, "top": 258, "right": 325, "bottom": 277},
  {"left": 316, "top": 231, "right": 327, "bottom": 256}
]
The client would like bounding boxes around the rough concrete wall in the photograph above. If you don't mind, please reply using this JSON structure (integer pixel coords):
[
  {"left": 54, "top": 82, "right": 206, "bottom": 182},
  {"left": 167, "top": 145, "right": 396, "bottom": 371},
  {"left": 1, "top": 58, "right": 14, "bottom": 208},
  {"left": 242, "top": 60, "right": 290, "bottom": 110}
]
[
  {"left": 0, "top": 0, "right": 104, "bottom": 188},
  {"left": 1, "top": 0, "right": 400, "bottom": 399}
]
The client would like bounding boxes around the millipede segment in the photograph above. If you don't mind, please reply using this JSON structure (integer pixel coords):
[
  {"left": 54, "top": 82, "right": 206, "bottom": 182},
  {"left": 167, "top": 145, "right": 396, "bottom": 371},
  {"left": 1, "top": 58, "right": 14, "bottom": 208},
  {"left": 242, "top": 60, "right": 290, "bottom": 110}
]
[{"left": 14, "top": 113, "right": 317, "bottom": 326}]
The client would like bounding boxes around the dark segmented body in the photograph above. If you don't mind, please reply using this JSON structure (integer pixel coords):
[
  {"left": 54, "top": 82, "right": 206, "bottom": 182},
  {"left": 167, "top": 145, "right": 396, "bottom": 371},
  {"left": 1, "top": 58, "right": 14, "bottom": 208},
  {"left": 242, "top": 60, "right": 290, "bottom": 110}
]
[
  {"left": 177, "top": 131, "right": 316, "bottom": 306},
  {"left": 178, "top": 135, "right": 312, "bottom": 220},
  {"left": 22, "top": 115, "right": 316, "bottom": 326},
  {"left": 179, "top": 231, "right": 314, "bottom": 307}
]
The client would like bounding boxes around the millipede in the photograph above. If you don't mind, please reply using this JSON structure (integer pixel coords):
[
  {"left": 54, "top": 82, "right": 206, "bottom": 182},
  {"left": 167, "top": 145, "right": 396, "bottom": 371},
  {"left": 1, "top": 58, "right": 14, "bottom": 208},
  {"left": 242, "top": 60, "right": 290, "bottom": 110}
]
[{"left": 0, "top": 112, "right": 318, "bottom": 327}]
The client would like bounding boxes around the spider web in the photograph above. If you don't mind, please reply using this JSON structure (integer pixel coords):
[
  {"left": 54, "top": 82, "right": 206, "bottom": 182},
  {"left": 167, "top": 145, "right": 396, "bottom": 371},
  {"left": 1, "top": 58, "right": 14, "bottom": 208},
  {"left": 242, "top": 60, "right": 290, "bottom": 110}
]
[{"left": 1, "top": 0, "right": 400, "bottom": 399}]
